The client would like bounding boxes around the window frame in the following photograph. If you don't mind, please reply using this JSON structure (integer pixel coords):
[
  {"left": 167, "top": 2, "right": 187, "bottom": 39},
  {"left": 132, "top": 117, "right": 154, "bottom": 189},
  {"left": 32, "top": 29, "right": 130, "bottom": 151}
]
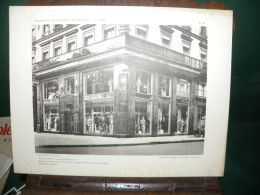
[
  {"left": 160, "top": 31, "right": 172, "bottom": 48},
  {"left": 135, "top": 70, "right": 152, "bottom": 95},
  {"left": 66, "top": 36, "right": 77, "bottom": 52},
  {"left": 83, "top": 29, "right": 95, "bottom": 46},
  {"left": 136, "top": 25, "right": 149, "bottom": 40},
  {"left": 53, "top": 41, "right": 62, "bottom": 57},
  {"left": 65, "top": 76, "right": 75, "bottom": 95},
  {"left": 103, "top": 25, "right": 116, "bottom": 40},
  {"left": 42, "top": 46, "right": 50, "bottom": 61},
  {"left": 158, "top": 75, "right": 171, "bottom": 97},
  {"left": 42, "top": 79, "right": 59, "bottom": 100}
]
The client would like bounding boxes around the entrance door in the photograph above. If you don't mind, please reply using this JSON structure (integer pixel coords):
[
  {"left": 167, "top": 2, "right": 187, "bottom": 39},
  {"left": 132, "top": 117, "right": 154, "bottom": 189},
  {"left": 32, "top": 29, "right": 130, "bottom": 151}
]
[
  {"left": 64, "top": 104, "right": 74, "bottom": 133},
  {"left": 176, "top": 105, "right": 189, "bottom": 134}
]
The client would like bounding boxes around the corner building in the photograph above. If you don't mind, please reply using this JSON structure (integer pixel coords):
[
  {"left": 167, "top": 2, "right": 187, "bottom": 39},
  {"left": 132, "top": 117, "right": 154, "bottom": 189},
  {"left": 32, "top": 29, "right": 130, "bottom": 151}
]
[{"left": 32, "top": 24, "right": 207, "bottom": 137}]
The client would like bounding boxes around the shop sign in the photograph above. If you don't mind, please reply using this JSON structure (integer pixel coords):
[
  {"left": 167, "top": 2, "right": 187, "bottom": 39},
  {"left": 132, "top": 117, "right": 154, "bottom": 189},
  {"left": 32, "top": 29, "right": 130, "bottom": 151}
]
[{"left": 127, "top": 36, "right": 206, "bottom": 70}]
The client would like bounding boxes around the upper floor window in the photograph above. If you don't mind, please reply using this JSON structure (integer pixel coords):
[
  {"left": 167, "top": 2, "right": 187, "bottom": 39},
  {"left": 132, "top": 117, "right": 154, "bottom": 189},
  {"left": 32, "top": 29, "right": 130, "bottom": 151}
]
[
  {"left": 200, "top": 48, "right": 207, "bottom": 62},
  {"left": 136, "top": 25, "right": 148, "bottom": 40},
  {"left": 136, "top": 71, "right": 152, "bottom": 94},
  {"left": 67, "top": 36, "right": 76, "bottom": 52},
  {"left": 65, "top": 77, "right": 75, "bottom": 94},
  {"left": 32, "top": 28, "right": 36, "bottom": 41},
  {"left": 161, "top": 33, "right": 171, "bottom": 48},
  {"left": 104, "top": 25, "right": 115, "bottom": 40},
  {"left": 42, "top": 25, "right": 50, "bottom": 36},
  {"left": 84, "top": 69, "right": 113, "bottom": 95},
  {"left": 54, "top": 42, "right": 62, "bottom": 57},
  {"left": 159, "top": 77, "right": 171, "bottom": 97},
  {"left": 84, "top": 30, "right": 94, "bottom": 46},
  {"left": 182, "top": 40, "right": 191, "bottom": 55},
  {"left": 200, "top": 26, "right": 207, "bottom": 36},
  {"left": 176, "top": 80, "right": 190, "bottom": 99},
  {"left": 42, "top": 47, "right": 49, "bottom": 61},
  {"left": 197, "top": 83, "right": 207, "bottom": 98},
  {"left": 43, "top": 80, "right": 59, "bottom": 100}
]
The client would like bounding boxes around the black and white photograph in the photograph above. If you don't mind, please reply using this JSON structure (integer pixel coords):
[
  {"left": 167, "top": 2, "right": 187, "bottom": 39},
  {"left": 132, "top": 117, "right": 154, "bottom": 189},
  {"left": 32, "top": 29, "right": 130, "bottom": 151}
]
[
  {"left": 10, "top": 6, "right": 232, "bottom": 177},
  {"left": 32, "top": 24, "right": 207, "bottom": 155}
]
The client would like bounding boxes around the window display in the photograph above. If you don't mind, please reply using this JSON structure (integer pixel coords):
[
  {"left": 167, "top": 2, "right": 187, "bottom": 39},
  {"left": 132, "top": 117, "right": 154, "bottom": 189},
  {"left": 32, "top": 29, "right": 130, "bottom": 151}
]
[
  {"left": 159, "top": 77, "right": 170, "bottom": 97},
  {"left": 85, "top": 69, "right": 113, "bottom": 95},
  {"left": 84, "top": 105, "right": 113, "bottom": 135},
  {"left": 158, "top": 103, "right": 170, "bottom": 134},
  {"left": 135, "top": 103, "right": 151, "bottom": 135},
  {"left": 136, "top": 71, "right": 151, "bottom": 94},
  {"left": 44, "top": 106, "right": 59, "bottom": 132},
  {"left": 176, "top": 80, "right": 190, "bottom": 99},
  {"left": 43, "top": 80, "right": 59, "bottom": 100}
]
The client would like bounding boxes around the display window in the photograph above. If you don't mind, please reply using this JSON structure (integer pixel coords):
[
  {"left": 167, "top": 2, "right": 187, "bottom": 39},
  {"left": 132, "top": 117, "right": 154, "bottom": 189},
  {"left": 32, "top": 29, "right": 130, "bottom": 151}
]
[
  {"left": 176, "top": 105, "right": 189, "bottom": 134},
  {"left": 158, "top": 103, "right": 170, "bottom": 134},
  {"left": 136, "top": 71, "right": 152, "bottom": 94},
  {"left": 84, "top": 69, "right": 113, "bottom": 95},
  {"left": 158, "top": 77, "right": 171, "bottom": 97},
  {"left": 135, "top": 102, "right": 152, "bottom": 135},
  {"left": 176, "top": 80, "right": 190, "bottom": 99},
  {"left": 43, "top": 80, "right": 59, "bottom": 100},
  {"left": 84, "top": 104, "right": 113, "bottom": 135},
  {"left": 43, "top": 106, "right": 59, "bottom": 132},
  {"left": 65, "top": 77, "right": 75, "bottom": 94}
]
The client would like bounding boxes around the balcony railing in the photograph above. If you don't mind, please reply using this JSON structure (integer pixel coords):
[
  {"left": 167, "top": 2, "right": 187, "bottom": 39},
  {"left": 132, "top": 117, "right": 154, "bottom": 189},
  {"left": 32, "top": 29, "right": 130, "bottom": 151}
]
[
  {"left": 33, "top": 34, "right": 207, "bottom": 72},
  {"left": 176, "top": 91, "right": 190, "bottom": 100}
]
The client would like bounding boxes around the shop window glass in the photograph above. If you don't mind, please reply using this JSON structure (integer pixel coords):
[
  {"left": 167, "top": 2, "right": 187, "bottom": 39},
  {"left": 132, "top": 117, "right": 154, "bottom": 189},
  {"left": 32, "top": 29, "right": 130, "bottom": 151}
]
[
  {"left": 176, "top": 80, "right": 190, "bottom": 99},
  {"left": 136, "top": 72, "right": 151, "bottom": 94},
  {"left": 158, "top": 103, "right": 170, "bottom": 134},
  {"left": 197, "top": 83, "right": 207, "bottom": 97},
  {"left": 135, "top": 103, "right": 151, "bottom": 135},
  {"left": 159, "top": 77, "right": 170, "bottom": 97},
  {"left": 85, "top": 69, "right": 113, "bottom": 95},
  {"left": 65, "top": 77, "right": 75, "bottom": 94},
  {"left": 44, "top": 106, "right": 59, "bottom": 131},
  {"left": 176, "top": 105, "right": 189, "bottom": 134},
  {"left": 84, "top": 105, "right": 113, "bottom": 135},
  {"left": 43, "top": 80, "right": 59, "bottom": 99}
]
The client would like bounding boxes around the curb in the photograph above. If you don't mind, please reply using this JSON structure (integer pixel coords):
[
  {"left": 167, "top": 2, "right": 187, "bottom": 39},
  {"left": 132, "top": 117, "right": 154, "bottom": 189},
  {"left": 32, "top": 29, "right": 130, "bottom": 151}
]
[{"left": 36, "top": 139, "right": 204, "bottom": 148}]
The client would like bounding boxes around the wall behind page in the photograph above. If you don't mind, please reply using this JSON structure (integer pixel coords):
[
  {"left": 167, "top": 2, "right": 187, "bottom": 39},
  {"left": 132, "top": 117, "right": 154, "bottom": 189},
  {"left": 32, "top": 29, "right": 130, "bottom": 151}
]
[{"left": 1, "top": 0, "right": 260, "bottom": 194}]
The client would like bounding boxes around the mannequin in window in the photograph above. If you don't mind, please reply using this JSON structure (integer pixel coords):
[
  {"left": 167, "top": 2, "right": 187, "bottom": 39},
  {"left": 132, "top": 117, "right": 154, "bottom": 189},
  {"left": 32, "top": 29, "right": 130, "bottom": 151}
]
[
  {"left": 136, "top": 77, "right": 141, "bottom": 93},
  {"left": 86, "top": 116, "right": 92, "bottom": 133},
  {"left": 140, "top": 116, "right": 146, "bottom": 134},
  {"left": 108, "top": 77, "right": 113, "bottom": 92},
  {"left": 161, "top": 116, "right": 167, "bottom": 133},
  {"left": 109, "top": 112, "right": 113, "bottom": 134}
]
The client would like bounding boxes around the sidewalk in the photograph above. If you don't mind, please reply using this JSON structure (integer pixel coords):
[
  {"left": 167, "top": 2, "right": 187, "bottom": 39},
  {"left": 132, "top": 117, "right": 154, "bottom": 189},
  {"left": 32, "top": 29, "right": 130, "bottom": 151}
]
[{"left": 35, "top": 132, "right": 204, "bottom": 147}]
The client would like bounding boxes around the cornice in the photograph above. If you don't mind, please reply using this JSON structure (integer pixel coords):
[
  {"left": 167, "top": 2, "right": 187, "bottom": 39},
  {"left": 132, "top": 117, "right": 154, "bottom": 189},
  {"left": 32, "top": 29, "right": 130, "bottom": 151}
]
[{"left": 172, "top": 25, "right": 207, "bottom": 43}]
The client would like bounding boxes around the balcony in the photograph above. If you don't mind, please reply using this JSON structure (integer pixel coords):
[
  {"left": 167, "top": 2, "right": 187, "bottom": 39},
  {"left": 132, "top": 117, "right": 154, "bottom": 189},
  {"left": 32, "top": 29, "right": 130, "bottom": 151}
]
[{"left": 33, "top": 34, "right": 207, "bottom": 72}]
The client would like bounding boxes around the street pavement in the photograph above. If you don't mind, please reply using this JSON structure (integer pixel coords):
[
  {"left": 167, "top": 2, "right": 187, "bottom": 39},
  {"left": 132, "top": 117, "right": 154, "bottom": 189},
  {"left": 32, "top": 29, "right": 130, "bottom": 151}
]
[
  {"left": 34, "top": 132, "right": 204, "bottom": 147},
  {"left": 36, "top": 142, "right": 204, "bottom": 155}
]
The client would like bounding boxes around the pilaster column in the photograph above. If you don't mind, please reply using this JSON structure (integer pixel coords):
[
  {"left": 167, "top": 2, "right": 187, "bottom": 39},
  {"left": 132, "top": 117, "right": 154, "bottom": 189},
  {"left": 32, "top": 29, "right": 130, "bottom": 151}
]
[
  {"left": 171, "top": 77, "right": 178, "bottom": 135},
  {"left": 152, "top": 73, "right": 159, "bottom": 136}
]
